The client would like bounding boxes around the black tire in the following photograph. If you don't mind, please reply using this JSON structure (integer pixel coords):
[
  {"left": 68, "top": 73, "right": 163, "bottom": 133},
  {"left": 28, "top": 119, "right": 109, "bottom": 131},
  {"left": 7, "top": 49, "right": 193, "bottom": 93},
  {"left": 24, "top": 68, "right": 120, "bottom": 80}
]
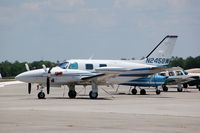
[
  {"left": 131, "top": 88, "right": 137, "bottom": 95},
  {"left": 89, "top": 91, "right": 98, "bottom": 99},
  {"left": 68, "top": 90, "right": 77, "bottom": 99},
  {"left": 156, "top": 90, "right": 161, "bottom": 95},
  {"left": 162, "top": 85, "right": 168, "bottom": 92},
  {"left": 140, "top": 89, "right": 146, "bottom": 95},
  {"left": 183, "top": 83, "right": 188, "bottom": 88},
  {"left": 38, "top": 92, "right": 45, "bottom": 99},
  {"left": 177, "top": 88, "right": 183, "bottom": 92}
]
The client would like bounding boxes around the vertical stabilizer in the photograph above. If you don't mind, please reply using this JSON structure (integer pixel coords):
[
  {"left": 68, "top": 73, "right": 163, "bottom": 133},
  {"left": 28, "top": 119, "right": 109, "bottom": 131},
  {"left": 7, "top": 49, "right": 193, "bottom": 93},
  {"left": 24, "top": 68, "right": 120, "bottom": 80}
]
[{"left": 143, "top": 35, "right": 178, "bottom": 66}]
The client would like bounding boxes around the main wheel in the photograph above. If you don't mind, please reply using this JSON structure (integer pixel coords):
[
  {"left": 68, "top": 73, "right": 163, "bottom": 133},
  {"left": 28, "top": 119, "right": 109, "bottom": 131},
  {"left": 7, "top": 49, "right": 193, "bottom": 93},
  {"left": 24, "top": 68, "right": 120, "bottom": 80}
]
[
  {"left": 177, "top": 87, "right": 183, "bottom": 92},
  {"left": 162, "top": 85, "right": 168, "bottom": 92},
  {"left": 140, "top": 89, "right": 146, "bottom": 95},
  {"left": 68, "top": 90, "right": 77, "bottom": 98},
  {"left": 38, "top": 92, "right": 45, "bottom": 99},
  {"left": 89, "top": 91, "right": 98, "bottom": 99},
  {"left": 156, "top": 90, "right": 161, "bottom": 95},
  {"left": 131, "top": 88, "right": 137, "bottom": 95}
]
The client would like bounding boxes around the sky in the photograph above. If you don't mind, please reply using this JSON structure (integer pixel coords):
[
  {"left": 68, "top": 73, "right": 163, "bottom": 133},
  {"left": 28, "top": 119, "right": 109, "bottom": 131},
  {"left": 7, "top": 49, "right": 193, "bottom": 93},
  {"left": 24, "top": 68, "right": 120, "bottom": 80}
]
[{"left": 0, "top": 0, "right": 200, "bottom": 62}]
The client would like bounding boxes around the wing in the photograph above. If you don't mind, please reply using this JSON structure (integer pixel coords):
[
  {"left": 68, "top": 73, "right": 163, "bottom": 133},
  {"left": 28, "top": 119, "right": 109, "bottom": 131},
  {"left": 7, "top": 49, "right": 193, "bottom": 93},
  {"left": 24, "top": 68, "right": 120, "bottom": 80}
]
[
  {"left": 165, "top": 75, "right": 199, "bottom": 84},
  {"left": 80, "top": 66, "right": 168, "bottom": 85}
]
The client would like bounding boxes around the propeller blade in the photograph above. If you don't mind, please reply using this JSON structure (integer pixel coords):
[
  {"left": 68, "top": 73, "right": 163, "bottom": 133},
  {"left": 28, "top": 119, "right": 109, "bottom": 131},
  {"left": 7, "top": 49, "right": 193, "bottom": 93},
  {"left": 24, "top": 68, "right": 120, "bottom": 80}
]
[
  {"left": 47, "top": 77, "right": 50, "bottom": 94},
  {"left": 46, "top": 67, "right": 52, "bottom": 95},
  {"left": 25, "top": 64, "right": 30, "bottom": 71},
  {"left": 28, "top": 83, "right": 31, "bottom": 94},
  {"left": 42, "top": 64, "right": 47, "bottom": 72},
  {"left": 48, "top": 67, "right": 53, "bottom": 73}
]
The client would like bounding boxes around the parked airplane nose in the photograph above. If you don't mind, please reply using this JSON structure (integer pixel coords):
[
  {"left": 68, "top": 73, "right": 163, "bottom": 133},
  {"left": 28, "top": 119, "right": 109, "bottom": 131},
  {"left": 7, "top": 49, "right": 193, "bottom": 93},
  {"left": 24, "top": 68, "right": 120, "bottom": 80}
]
[
  {"left": 15, "top": 69, "right": 46, "bottom": 83},
  {"left": 15, "top": 72, "right": 30, "bottom": 82}
]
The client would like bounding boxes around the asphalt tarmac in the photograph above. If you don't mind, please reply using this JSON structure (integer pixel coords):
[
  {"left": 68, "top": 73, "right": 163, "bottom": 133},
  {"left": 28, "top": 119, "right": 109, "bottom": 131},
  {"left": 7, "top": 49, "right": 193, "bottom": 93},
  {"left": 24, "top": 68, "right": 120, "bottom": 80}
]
[{"left": 0, "top": 83, "right": 200, "bottom": 133}]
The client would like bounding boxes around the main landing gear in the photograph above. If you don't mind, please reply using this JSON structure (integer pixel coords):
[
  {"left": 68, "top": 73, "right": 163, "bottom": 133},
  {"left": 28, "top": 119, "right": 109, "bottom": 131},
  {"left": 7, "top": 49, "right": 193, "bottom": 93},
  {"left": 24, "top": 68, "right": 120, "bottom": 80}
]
[
  {"left": 177, "top": 84, "right": 183, "bottom": 92},
  {"left": 131, "top": 87, "right": 137, "bottom": 95},
  {"left": 130, "top": 86, "right": 161, "bottom": 95},
  {"left": 140, "top": 89, "right": 146, "bottom": 95},
  {"left": 162, "top": 84, "right": 168, "bottom": 92},
  {"left": 67, "top": 83, "right": 99, "bottom": 99},
  {"left": 89, "top": 81, "right": 98, "bottom": 99},
  {"left": 68, "top": 84, "right": 77, "bottom": 99}
]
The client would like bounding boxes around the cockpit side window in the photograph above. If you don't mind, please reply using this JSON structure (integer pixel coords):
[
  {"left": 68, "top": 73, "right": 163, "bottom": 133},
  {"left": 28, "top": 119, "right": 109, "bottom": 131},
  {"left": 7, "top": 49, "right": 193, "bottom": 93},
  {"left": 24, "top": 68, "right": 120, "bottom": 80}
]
[
  {"left": 58, "top": 62, "right": 69, "bottom": 69},
  {"left": 69, "top": 62, "right": 78, "bottom": 69}
]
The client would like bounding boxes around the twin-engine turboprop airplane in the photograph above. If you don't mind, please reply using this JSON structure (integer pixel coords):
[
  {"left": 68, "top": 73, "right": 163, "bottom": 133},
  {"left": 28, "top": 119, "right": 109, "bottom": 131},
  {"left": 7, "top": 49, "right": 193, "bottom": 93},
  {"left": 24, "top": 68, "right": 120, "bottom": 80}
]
[{"left": 15, "top": 35, "right": 178, "bottom": 99}]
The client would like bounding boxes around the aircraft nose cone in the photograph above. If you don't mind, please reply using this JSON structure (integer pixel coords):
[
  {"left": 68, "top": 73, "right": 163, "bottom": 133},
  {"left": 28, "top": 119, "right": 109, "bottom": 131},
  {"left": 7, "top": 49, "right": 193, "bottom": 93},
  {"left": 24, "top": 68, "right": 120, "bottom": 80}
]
[
  {"left": 15, "top": 72, "right": 26, "bottom": 82},
  {"left": 15, "top": 69, "right": 46, "bottom": 83}
]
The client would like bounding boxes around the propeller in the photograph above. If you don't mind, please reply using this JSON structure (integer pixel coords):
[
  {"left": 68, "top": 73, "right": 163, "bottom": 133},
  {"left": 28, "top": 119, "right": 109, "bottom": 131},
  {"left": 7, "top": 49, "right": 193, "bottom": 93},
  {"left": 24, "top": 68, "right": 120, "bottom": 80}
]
[
  {"left": 25, "top": 63, "right": 31, "bottom": 94},
  {"left": 43, "top": 65, "right": 52, "bottom": 95},
  {"left": 28, "top": 83, "right": 31, "bottom": 94}
]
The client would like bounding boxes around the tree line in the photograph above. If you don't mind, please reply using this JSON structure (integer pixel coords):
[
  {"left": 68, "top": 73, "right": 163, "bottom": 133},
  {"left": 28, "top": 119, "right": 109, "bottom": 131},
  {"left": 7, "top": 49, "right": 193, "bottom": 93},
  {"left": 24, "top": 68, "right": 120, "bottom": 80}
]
[{"left": 0, "top": 56, "right": 200, "bottom": 78}]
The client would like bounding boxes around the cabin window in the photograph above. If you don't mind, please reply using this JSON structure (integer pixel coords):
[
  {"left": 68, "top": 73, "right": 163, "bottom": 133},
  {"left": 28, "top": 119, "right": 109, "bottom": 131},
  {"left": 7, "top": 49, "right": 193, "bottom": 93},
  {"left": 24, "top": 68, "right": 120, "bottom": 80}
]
[
  {"left": 168, "top": 71, "right": 174, "bottom": 76},
  {"left": 86, "top": 64, "right": 93, "bottom": 70},
  {"left": 69, "top": 62, "right": 78, "bottom": 69},
  {"left": 159, "top": 73, "right": 166, "bottom": 76},
  {"left": 176, "top": 71, "right": 183, "bottom": 76},
  {"left": 99, "top": 64, "right": 107, "bottom": 67}
]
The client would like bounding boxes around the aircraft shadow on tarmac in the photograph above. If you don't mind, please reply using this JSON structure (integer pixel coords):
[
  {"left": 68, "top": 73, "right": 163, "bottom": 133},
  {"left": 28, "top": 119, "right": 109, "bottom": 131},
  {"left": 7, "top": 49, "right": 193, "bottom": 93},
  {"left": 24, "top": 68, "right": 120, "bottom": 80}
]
[{"left": 36, "top": 96, "right": 113, "bottom": 100}]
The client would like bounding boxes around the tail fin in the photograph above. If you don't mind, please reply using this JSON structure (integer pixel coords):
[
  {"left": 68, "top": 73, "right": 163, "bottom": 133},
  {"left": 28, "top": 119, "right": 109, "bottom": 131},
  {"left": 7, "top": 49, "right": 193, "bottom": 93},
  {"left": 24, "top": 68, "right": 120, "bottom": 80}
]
[{"left": 143, "top": 35, "right": 178, "bottom": 66}]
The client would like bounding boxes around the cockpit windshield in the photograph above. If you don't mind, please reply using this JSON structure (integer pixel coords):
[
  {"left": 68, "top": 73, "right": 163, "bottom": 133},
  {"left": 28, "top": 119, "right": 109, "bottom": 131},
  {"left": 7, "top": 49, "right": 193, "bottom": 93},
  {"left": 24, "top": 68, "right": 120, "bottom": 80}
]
[{"left": 58, "top": 62, "right": 69, "bottom": 69}]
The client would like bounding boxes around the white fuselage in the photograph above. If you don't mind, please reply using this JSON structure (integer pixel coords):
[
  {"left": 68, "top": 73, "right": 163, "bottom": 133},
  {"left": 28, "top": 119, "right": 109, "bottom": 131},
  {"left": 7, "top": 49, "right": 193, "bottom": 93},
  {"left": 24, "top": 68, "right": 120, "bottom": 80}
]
[
  {"left": 58, "top": 59, "right": 158, "bottom": 84},
  {"left": 16, "top": 59, "right": 158, "bottom": 86}
]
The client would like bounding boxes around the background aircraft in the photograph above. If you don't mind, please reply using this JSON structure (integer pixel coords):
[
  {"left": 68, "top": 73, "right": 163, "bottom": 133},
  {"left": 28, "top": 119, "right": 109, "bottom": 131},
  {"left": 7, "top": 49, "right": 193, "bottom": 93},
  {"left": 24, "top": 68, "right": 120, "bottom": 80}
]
[
  {"left": 16, "top": 35, "right": 178, "bottom": 99},
  {"left": 160, "top": 67, "right": 200, "bottom": 92},
  {"left": 119, "top": 67, "right": 200, "bottom": 95}
]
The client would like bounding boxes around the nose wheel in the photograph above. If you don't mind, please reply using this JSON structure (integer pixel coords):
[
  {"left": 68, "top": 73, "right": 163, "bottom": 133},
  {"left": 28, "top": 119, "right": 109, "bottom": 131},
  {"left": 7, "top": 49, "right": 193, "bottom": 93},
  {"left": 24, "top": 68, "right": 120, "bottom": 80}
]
[{"left": 38, "top": 91, "right": 45, "bottom": 99}]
